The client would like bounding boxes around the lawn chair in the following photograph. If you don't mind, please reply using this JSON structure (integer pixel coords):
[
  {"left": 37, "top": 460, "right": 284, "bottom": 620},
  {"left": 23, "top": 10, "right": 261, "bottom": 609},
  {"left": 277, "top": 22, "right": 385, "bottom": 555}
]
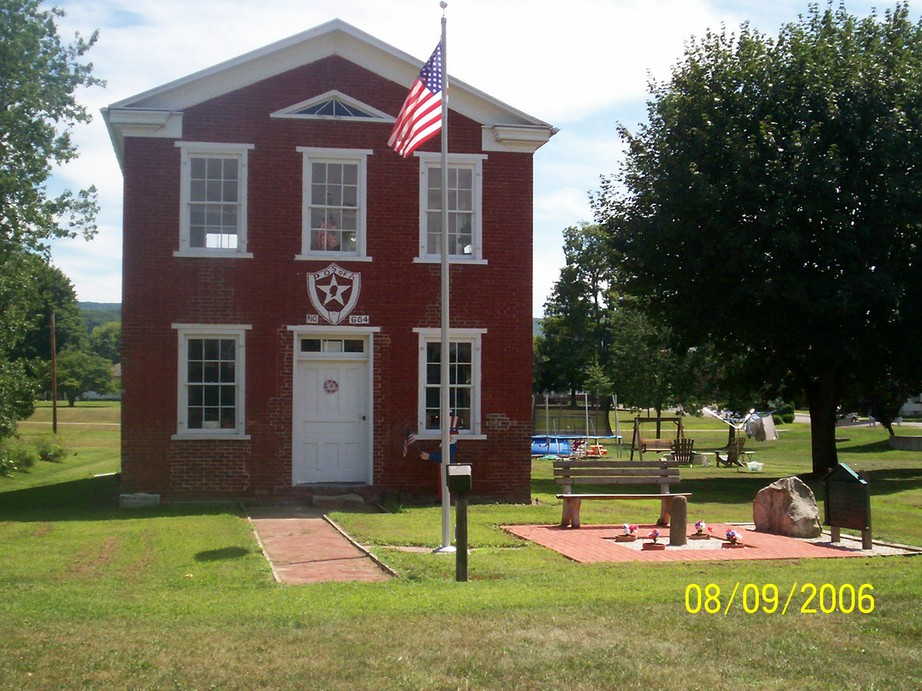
[
  {"left": 669, "top": 437, "right": 696, "bottom": 466},
  {"left": 715, "top": 437, "right": 749, "bottom": 468}
]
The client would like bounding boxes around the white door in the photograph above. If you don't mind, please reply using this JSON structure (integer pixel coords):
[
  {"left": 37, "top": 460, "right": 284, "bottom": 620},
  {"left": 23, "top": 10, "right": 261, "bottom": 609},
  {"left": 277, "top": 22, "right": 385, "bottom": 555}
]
[{"left": 293, "top": 359, "right": 369, "bottom": 484}]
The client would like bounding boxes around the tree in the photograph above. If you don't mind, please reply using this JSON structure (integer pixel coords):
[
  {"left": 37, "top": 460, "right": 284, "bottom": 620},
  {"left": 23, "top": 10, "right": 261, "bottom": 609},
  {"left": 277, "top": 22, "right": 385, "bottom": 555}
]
[
  {"left": 539, "top": 224, "right": 613, "bottom": 402},
  {"left": 0, "top": 2, "right": 101, "bottom": 438},
  {"left": 88, "top": 321, "right": 120, "bottom": 363},
  {"left": 595, "top": 2, "right": 922, "bottom": 475},
  {"left": 0, "top": 0, "right": 101, "bottom": 253},
  {"left": 54, "top": 347, "right": 113, "bottom": 406},
  {"left": 7, "top": 254, "right": 86, "bottom": 363}
]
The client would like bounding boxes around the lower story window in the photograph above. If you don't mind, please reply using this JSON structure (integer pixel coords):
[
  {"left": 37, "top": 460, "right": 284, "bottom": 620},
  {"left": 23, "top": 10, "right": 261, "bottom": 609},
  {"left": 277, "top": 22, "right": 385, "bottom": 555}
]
[
  {"left": 173, "top": 324, "right": 250, "bottom": 438},
  {"left": 416, "top": 328, "right": 484, "bottom": 436}
]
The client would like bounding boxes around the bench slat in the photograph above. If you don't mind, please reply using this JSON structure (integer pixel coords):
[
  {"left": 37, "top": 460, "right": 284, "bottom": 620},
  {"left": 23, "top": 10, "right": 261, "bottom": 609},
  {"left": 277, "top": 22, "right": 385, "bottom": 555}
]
[
  {"left": 555, "top": 476, "right": 679, "bottom": 486},
  {"left": 554, "top": 461, "right": 678, "bottom": 469},
  {"left": 555, "top": 468, "right": 680, "bottom": 478},
  {"left": 557, "top": 492, "right": 692, "bottom": 499}
]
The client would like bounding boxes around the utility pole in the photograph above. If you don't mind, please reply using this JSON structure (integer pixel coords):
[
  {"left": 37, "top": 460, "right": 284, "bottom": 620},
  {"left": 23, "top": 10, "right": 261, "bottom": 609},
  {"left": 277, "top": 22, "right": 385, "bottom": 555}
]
[{"left": 50, "top": 312, "right": 57, "bottom": 434}]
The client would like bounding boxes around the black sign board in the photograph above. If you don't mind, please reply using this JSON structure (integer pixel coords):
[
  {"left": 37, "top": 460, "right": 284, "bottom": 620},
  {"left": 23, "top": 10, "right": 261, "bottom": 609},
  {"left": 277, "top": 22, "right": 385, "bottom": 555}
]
[{"left": 823, "top": 463, "right": 872, "bottom": 548}]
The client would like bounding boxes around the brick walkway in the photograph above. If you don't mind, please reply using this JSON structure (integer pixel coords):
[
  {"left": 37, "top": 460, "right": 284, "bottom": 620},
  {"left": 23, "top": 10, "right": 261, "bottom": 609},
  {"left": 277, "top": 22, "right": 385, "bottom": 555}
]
[
  {"left": 504, "top": 523, "right": 919, "bottom": 564},
  {"left": 247, "top": 506, "right": 392, "bottom": 584}
]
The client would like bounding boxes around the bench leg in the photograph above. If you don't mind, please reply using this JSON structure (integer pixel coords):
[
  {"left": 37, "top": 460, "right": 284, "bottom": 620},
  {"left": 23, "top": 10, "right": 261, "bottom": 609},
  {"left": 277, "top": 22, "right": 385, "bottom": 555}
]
[
  {"left": 657, "top": 497, "right": 671, "bottom": 527},
  {"left": 560, "top": 497, "right": 582, "bottom": 528}
]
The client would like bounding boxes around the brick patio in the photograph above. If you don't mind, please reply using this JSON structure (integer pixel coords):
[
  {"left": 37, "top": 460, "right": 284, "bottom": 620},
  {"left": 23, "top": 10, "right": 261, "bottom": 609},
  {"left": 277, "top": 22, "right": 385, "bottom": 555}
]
[{"left": 503, "top": 523, "right": 918, "bottom": 564}]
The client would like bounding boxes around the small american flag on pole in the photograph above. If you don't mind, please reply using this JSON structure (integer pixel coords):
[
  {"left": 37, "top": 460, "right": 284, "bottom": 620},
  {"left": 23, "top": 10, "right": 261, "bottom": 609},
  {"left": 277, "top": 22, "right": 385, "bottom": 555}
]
[
  {"left": 402, "top": 429, "right": 418, "bottom": 457},
  {"left": 388, "top": 42, "right": 443, "bottom": 158}
]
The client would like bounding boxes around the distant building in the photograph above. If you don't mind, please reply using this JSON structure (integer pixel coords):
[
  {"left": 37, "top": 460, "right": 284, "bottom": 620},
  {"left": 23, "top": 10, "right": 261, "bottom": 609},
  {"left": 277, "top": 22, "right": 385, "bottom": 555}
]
[{"left": 103, "top": 20, "right": 554, "bottom": 502}]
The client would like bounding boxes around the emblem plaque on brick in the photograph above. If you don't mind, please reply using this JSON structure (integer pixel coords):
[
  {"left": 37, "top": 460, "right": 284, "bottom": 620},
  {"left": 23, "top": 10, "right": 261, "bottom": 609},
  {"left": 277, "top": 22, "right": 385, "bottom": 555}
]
[{"left": 308, "top": 263, "right": 362, "bottom": 325}]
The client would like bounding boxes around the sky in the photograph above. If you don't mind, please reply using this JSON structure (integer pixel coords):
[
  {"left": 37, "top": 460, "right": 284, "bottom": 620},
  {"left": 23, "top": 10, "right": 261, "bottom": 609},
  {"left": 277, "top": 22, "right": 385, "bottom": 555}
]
[{"left": 46, "top": 0, "right": 910, "bottom": 316}]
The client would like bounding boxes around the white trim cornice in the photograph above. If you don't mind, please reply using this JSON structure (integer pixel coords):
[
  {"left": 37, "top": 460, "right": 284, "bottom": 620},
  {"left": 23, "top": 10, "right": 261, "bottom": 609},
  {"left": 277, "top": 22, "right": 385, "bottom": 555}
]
[{"left": 103, "top": 19, "right": 555, "bottom": 165}]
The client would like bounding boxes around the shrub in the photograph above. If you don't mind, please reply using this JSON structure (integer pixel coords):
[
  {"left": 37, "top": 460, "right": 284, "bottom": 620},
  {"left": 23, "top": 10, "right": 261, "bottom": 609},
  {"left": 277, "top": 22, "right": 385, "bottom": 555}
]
[
  {"left": 35, "top": 439, "right": 67, "bottom": 463},
  {"left": 0, "top": 439, "right": 37, "bottom": 476},
  {"left": 772, "top": 401, "right": 796, "bottom": 425}
]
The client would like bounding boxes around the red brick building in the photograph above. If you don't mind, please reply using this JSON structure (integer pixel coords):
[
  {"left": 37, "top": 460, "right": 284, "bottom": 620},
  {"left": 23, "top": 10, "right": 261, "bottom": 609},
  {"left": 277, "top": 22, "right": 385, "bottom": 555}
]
[{"left": 103, "top": 20, "right": 554, "bottom": 503}]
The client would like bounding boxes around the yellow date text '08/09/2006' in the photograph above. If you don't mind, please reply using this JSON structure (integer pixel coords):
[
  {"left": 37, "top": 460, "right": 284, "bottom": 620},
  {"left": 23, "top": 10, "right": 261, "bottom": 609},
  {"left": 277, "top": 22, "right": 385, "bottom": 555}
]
[{"left": 684, "top": 582, "right": 875, "bottom": 615}]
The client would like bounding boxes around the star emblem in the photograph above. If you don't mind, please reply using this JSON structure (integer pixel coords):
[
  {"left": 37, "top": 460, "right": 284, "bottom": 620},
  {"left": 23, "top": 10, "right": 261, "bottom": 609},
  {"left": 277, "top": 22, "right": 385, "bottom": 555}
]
[{"left": 318, "top": 275, "right": 351, "bottom": 306}]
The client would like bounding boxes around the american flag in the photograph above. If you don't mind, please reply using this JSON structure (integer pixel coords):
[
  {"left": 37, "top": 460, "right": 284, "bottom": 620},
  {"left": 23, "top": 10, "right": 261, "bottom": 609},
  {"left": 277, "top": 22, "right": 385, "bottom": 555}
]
[
  {"left": 388, "top": 43, "right": 443, "bottom": 158},
  {"left": 402, "top": 428, "right": 418, "bottom": 457}
]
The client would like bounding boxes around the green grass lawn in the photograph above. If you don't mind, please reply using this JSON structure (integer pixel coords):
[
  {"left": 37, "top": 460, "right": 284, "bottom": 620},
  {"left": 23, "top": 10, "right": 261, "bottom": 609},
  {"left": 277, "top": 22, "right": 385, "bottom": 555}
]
[{"left": 1, "top": 404, "right": 920, "bottom": 689}]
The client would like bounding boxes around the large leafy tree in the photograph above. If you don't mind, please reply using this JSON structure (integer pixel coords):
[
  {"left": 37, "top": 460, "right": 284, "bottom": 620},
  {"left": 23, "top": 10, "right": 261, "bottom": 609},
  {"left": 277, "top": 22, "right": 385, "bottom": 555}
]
[
  {"left": 53, "top": 347, "right": 113, "bottom": 406},
  {"left": 595, "top": 2, "right": 922, "bottom": 475},
  {"left": 537, "top": 224, "right": 613, "bottom": 401},
  {"left": 0, "top": 1, "right": 101, "bottom": 437},
  {"left": 1, "top": 0, "right": 101, "bottom": 252}
]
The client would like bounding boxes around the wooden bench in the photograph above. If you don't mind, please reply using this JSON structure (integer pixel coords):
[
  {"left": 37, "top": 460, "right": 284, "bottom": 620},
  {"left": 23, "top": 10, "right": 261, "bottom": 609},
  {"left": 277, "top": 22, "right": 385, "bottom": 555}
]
[
  {"left": 553, "top": 459, "right": 691, "bottom": 528},
  {"left": 638, "top": 437, "right": 674, "bottom": 456}
]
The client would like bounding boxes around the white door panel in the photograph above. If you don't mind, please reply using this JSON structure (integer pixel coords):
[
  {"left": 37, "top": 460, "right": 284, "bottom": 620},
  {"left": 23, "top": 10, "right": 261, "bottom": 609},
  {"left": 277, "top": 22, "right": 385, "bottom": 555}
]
[{"left": 293, "top": 357, "right": 369, "bottom": 484}]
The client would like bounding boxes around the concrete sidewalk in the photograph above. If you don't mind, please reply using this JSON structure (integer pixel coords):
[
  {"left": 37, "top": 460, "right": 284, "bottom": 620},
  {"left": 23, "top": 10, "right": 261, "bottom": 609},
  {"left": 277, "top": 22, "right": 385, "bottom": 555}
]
[{"left": 247, "top": 505, "right": 393, "bottom": 585}]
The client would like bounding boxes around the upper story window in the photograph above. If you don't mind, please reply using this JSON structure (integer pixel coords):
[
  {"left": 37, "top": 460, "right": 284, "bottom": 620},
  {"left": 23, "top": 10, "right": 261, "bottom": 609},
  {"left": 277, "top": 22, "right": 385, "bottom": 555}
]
[
  {"left": 417, "top": 152, "right": 487, "bottom": 263},
  {"left": 176, "top": 142, "right": 254, "bottom": 258},
  {"left": 297, "top": 148, "right": 372, "bottom": 261}
]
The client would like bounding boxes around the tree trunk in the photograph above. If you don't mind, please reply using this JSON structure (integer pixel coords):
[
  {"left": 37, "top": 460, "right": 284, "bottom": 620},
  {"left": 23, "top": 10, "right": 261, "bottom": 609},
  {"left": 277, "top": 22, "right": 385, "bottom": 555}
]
[
  {"left": 601, "top": 397, "right": 614, "bottom": 436},
  {"left": 805, "top": 368, "right": 840, "bottom": 477}
]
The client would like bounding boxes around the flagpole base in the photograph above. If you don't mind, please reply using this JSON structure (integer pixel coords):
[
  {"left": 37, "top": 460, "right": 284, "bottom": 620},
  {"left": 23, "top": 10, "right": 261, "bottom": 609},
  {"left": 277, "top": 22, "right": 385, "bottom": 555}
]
[{"left": 432, "top": 544, "right": 456, "bottom": 554}]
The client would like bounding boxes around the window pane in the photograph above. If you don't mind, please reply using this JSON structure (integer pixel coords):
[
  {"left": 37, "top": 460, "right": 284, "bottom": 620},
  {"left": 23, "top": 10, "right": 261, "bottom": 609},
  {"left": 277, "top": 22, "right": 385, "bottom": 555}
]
[
  {"left": 191, "top": 180, "right": 206, "bottom": 202},
  {"left": 185, "top": 336, "right": 239, "bottom": 431},
  {"left": 219, "top": 339, "right": 235, "bottom": 360},
  {"left": 344, "top": 339, "right": 364, "bottom": 353},
  {"left": 203, "top": 385, "right": 219, "bottom": 406},
  {"left": 301, "top": 339, "right": 321, "bottom": 352},
  {"left": 220, "top": 385, "right": 235, "bottom": 406},
  {"left": 204, "top": 339, "right": 219, "bottom": 360}
]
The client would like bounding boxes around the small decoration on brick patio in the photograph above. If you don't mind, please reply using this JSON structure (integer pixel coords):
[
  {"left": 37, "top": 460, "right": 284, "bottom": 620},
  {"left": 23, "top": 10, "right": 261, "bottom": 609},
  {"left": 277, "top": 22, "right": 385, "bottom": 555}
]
[
  {"left": 615, "top": 523, "right": 639, "bottom": 542},
  {"left": 722, "top": 528, "right": 745, "bottom": 548},
  {"left": 642, "top": 528, "right": 666, "bottom": 550},
  {"left": 689, "top": 520, "right": 712, "bottom": 540}
]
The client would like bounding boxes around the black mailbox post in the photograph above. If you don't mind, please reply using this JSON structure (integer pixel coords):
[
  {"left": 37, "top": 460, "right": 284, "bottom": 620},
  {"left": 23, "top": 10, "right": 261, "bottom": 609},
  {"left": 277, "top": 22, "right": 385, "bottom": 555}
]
[
  {"left": 447, "top": 464, "right": 472, "bottom": 582},
  {"left": 823, "top": 463, "right": 872, "bottom": 550}
]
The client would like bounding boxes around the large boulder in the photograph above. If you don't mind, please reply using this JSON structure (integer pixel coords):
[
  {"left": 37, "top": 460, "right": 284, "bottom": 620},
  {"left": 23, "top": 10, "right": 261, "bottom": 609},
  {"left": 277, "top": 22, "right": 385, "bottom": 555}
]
[{"left": 752, "top": 476, "right": 822, "bottom": 538}]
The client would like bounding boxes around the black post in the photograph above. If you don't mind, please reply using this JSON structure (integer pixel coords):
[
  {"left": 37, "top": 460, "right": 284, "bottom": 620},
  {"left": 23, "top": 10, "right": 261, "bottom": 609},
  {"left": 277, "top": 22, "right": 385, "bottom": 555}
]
[{"left": 455, "top": 496, "right": 468, "bottom": 582}]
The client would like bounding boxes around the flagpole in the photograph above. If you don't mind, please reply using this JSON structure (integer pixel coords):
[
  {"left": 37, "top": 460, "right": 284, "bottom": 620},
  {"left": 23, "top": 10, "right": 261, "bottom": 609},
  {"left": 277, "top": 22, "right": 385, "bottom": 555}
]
[{"left": 435, "top": 0, "right": 454, "bottom": 554}]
